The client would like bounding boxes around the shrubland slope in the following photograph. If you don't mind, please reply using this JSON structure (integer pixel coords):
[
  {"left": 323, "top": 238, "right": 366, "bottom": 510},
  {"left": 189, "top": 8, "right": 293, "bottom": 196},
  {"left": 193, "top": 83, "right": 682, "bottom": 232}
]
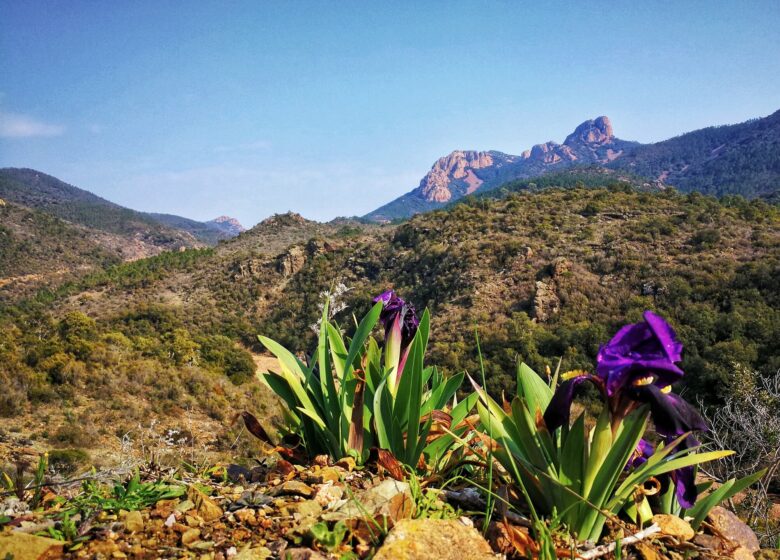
[{"left": 2, "top": 181, "right": 777, "bottom": 467}]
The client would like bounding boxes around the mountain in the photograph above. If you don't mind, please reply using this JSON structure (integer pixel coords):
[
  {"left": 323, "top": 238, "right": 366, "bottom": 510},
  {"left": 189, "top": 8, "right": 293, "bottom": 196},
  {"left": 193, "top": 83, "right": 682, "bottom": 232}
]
[
  {"left": 607, "top": 109, "right": 780, "bottom": 197},
  {"left": 365, "top": 111, "right": 780, "bottom": 221},
  {"left": 0, "top": 168, "right": 242, "bottom": 246},
  {"left": 0, "top": 199, "right": 121, "bottom": 288},
  {"left": 207, "top": 215, "right": 246, "bottom": 236},
  {"left": 144, "top": 213, "right": 245, "bottom": 245},
  {"left": 365, "top": 116, "right": 638, "bottom": 221}
]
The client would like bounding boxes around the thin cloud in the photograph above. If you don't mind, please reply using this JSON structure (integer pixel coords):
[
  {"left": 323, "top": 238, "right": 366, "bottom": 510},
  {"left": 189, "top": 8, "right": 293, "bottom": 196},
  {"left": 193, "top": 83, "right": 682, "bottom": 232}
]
[{"left": 0, "top": 111, "right": 65, "bottom": 138}]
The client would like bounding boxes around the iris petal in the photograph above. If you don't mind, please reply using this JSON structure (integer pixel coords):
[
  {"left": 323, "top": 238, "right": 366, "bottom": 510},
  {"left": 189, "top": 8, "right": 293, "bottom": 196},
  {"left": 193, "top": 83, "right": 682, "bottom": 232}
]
[
  {"left": 596, "top": 311, "right": 685, "bottom": 396},
  {"left": 631, "top": 384, "right": 708, "bottom": 437},
  {"left": 644, "top": 310, "right": 684, "bottom": 363},
  {"left": 543, "top": 375, "right": 599, "bottom": 431}
]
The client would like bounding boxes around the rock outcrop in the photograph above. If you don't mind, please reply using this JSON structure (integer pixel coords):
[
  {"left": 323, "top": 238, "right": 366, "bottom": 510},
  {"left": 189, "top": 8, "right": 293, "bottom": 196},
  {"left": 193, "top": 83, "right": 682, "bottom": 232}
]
[
  {"left": 276, "top": 246, "right": 306, "bottom": 277},
  {"left": 533, "top": 280, "right": 560, "bottom": 322},
  {"left": 415, "top": 151, "right": 502, "bottom": 202},
  {"left": 564, "top": 116, "right": 614, "bottom": 146},
  {"left": 207, "top": 216, "right": 245, "bottom": 236},
  {"left": 532, "top": 258, "right": 571, "bottom": 322},
  {"left": 365, "top": 115, "right": 638, "bottom": 222}
]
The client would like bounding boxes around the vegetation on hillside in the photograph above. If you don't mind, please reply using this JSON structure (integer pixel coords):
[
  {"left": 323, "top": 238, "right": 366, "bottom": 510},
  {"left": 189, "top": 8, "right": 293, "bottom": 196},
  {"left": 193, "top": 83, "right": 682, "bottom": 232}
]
[
  {"left": 2, "top": 185, "right": 776, "bottom": 440},
  {"left": 0, "top": 202, "right": 120, "bottom": 280},
  {"left": 257, "top": 186, "right": 780, "bottom": 405},
  {"left": 609, "top": 109, "right": 780, "bottom": 198},
  {"left": 0, "top": 169, "right": 197, "bottom": 244}
]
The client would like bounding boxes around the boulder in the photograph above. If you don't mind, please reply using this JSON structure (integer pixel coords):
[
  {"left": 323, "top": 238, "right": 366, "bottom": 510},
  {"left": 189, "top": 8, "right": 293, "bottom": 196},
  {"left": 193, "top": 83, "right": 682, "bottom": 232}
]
[
  {"left": 652, "top": 514, "right": 695, "bottom": 541},
  {"left": 0, "top": 532, "right": 64, "bottom": 560},
  {"left": 707, "top": 506, "right": 760, "bottom": 553},
  {"left": 374, "top": 518, "right": 494, "bottom": 560}
]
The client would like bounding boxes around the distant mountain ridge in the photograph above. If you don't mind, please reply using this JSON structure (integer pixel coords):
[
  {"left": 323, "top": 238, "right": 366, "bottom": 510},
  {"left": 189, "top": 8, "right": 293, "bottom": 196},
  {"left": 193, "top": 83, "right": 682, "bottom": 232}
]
[
  {"left": 207, "top": 215, "right": 246, "bottom": 236},
  {"left": 0, "top": 168, "right": 244, "bottom": 245},
  {"left": 607, "top": 109, "right": 780, "bottom": 198},
  {"left": 365, "top": 110, "right": 780, "bottom": 221}
]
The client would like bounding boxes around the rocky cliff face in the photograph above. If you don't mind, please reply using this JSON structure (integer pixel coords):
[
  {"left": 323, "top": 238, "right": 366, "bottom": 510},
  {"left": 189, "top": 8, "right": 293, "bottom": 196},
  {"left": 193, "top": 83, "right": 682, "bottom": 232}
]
[
  {"left": 207, "top": 215, "right": 245, "bottom": 236},
  {"left": 414, "top": 151, "right": 515, "bottom": 203},
  {"left": 564, "top": 116, "right": 614, "bottom": 146},
  {"left": 365, "top": 116, "right": 637, "bottom": 222}
]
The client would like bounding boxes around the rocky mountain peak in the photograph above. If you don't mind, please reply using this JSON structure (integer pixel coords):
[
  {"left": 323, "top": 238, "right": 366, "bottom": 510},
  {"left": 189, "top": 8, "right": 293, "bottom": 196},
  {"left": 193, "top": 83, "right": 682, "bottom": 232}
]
[
  {"left": 522, "top": 141, "right": 577, "bottom": 164},
  {"left": 564, "top": 116, "right": 614, "bottom": 146},
  {"left": 208, "top": 215, "right": 245, "bottom": 232},
  {"left": 416, "top": 150, "right": 497, "bottom": 202}
]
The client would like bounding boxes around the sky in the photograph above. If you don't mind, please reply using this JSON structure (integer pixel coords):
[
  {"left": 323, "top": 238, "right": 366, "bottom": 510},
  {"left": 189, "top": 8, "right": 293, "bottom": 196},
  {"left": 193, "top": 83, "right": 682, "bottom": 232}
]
[{"left": 1, "top": 2, "right": 779, "bottom": 226}]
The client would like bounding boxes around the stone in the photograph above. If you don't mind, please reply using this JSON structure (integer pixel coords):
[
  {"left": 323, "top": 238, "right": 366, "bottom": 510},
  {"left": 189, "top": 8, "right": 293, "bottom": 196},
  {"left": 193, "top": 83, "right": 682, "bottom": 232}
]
[
  {"left": 234, "top": 545, "right": 273, "bottom": 559},
  {"left": 416, "top": 151, "right": 496, "bottom": 203},
  {"left": 188, "top": 485, "right": 223, "bottom": 522},
  {"left": 181, "top": 528, "right": 201, "bottom": 547},
  {"left": 124, "top": 510, "right": 144, "bottom": 532},
  {"left": 708, "top": 506, "right": 760, "bottom": 552},
  {"left": 323, "top": 479, "right": 412, "bottom": 523},
  {"left": 732, "top": 547, "right": 757, "bottom": 560},
  {"left": 551, "top": 257, "right": 571, "bottom": 278},
  {"left": 652, "top": 514, "right": 695, "bottom": 541},
  {"left": 0, "top": 532, "right": 64, "bottom": 560},
  {"left": 285, "top": 499, "right": 322, "bottom": 518},
  {"left": 314, "top": 481, "right": 345, "bottom": 508},
  {"left": 319, "top": 467, "right": 341, "bottom": 483},
  {"left": 693, "top": 533, "right": 726, "bottom": 553},
  {"left": 176, "top": 499, "right": 195, "bottom": 513},
  {"left": 532, "top": 280, "right": 560, "bottom": 322},
  {"left": 0, "top": 497, "right": 30, "bottom": 516},
  {"left": 374, "top": 518, "right": 494, "bottom": 560},
  {"left": 281, "top": 548, "right": 327, "bottom": 560},
  {"left": 335, "top": 457, "right": 356, "bottom": 471},
  {"left": 234, "top": 508, "right": 257, "bottom": 525},
  {"left": 271, "top": 480, "right": 315, "bottom": 498}
]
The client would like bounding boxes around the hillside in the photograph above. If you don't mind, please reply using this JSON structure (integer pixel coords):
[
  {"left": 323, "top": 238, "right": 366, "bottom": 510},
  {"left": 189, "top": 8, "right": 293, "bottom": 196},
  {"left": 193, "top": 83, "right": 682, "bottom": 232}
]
[
  {"left": 1, "top": 184, "right": 777, "bottom": 467},
  {"left": 0, "top": 168, "right": 242, "bottom": 246},
  {"left": 366, "top": 110, "right": 780, "bottom": 221},
  {"left": 0, "top": 200, "right": 121, "bottom": 287},
  {"left": 608, "top": 108, "right": 780, "bottom": 197},
  {"left": 144, "top": 213, "right": 245, "bottom": 245}
]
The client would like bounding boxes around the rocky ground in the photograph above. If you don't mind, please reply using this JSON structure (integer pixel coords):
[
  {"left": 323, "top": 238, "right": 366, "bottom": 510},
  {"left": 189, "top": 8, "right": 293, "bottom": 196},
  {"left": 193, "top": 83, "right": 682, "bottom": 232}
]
[{"left": 1, "top": 451, "right": 777, "bottom": 560}]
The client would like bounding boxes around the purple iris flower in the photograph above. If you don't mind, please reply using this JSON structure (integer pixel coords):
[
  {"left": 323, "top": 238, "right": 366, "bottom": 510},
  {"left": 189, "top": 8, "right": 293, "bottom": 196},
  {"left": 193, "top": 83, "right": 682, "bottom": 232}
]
[
  {"left": 597, "top": 310, "right": 684, "bottom": 397},
  {"left": 543, "top": 311, "right": 708, "bottom": 507},
  {"left": 628, "top": 439, "right": 655, "bottom": 469},
  {"left": 627, "top": 436, "right": 700, "bottom": 509},
  {"left": 373, "top": 290, "right": 419, "bottom": 389}
]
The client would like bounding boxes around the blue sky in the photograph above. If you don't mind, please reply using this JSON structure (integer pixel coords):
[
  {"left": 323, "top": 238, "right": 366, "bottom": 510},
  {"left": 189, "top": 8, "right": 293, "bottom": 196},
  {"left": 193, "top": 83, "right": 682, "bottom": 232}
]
[{"left": 1, "top": 2, "right": 779, "bottom": 226}]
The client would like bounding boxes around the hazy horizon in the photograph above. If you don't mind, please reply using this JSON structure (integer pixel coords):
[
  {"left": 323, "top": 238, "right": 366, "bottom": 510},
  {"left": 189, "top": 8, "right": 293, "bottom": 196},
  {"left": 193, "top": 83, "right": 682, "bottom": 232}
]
[{"left": 2, "top": 1, "right": 779, "bottom": 226}]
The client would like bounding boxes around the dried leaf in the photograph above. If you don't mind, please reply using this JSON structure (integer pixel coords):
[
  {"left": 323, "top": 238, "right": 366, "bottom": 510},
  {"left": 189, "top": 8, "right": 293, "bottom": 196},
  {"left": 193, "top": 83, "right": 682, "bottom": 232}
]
[
  {"left": 502, "top": 518, "right": 539, "bottom": 557},
  {"left": 239, "top": 411, "right": 274, "bottom": 445},
  {"left": 348, "top": 373, "right": 365, "bottom": 454},
  {"left": 373, "top": 448, "right": 405, "bottom": 481}
]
